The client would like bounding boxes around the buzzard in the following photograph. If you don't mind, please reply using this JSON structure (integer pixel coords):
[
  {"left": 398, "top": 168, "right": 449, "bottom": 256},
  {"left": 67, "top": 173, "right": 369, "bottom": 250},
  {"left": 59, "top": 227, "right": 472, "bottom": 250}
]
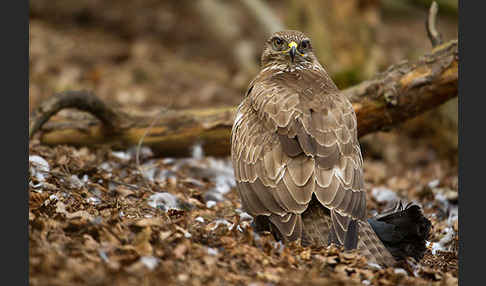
[{"left": 231, "top": 30, "right": 430, "bottom": 267}]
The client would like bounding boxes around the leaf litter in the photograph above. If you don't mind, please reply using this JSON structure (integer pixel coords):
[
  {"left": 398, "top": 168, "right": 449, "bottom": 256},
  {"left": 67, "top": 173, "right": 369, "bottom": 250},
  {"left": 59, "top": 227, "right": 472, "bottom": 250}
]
[{"left": 29, "top": 131, "right": 458, "bottom": 286}]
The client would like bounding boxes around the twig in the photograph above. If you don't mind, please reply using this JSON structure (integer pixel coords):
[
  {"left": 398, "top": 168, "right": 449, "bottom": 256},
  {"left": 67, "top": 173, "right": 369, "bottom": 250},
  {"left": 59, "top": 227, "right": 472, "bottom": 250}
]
[
  {"left": 426, "top": 1, "right": 443, "bottom": 47},
  {"left": 135, "top": 111, "right": 164, "bottom": 192}
]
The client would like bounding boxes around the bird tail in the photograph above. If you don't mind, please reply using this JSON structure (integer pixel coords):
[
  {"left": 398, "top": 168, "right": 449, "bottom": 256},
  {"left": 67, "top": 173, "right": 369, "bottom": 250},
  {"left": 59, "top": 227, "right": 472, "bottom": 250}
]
[
  {"left": 301, "top": 198, "right": 331, "bottom": 247},
  {"left": 301, "top": 199, "right": 398, "bottom": 267},
  {"left": 367, "top": 202, "right": 432, "bottom": 263},
  {"left": 357, "top": 220, "right": 397, "bottom": 267}
]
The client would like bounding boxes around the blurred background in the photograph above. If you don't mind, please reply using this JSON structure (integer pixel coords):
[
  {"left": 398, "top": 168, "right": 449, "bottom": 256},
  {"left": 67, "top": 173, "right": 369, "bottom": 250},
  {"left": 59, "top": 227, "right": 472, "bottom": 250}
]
[
  {"left": 29, "top": 0, "right": 458, "bottom": 159},
  {"left": 29, "top": 2, "right": 459, "bottom": 283}
]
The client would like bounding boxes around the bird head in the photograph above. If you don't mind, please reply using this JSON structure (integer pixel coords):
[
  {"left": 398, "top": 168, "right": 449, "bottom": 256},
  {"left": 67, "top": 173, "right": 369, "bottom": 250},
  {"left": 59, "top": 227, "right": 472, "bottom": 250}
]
[{"left": 260, "top": 30, "right": 317, "bottom": 70}]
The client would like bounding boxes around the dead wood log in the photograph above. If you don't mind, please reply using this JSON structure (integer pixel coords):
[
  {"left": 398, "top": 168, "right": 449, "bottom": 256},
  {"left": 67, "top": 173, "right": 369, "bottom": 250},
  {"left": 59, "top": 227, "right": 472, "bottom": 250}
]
[{"left": 29, "top": 40, "right": 457, "bottom": 158}]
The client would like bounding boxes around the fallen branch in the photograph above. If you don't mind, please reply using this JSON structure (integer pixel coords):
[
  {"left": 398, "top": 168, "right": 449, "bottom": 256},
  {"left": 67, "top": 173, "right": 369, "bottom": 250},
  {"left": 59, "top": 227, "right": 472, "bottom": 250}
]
[{"left": 30, "top": 40, "right": 458, "bottom": 157}]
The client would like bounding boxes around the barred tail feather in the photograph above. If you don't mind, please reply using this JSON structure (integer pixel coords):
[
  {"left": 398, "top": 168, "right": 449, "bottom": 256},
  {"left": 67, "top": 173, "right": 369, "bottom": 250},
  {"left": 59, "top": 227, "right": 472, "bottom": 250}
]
[
  {"left": 301, "top": 198, "right": 331, "bottom": 247},
  {"left": 357, "top": 221, "right": 397, "bottom": 267}
]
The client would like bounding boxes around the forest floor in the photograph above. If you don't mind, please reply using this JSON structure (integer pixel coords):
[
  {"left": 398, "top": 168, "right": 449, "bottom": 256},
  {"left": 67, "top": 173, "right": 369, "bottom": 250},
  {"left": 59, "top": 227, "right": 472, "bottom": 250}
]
[{"left": 29, "top": 5, "right": 458, "bottom": 285}]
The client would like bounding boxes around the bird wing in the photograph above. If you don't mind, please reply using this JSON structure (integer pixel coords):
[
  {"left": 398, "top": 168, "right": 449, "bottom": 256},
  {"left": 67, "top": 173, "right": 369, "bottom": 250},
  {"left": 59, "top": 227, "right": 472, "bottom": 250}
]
[{"left": 231, "top": 72, "right": 366, "bottom": 247}]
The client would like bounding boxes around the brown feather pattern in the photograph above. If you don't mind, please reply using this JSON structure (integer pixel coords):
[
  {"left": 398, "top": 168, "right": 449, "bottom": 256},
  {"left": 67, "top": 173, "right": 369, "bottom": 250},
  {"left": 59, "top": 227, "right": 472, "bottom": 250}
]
[{"left": 232, "top": 30, "right": 396, "bottom": 266}]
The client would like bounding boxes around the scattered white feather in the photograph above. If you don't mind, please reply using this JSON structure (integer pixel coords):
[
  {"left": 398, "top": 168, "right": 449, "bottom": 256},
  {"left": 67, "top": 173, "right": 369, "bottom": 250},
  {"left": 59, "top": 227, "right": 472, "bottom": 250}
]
[
  {"left": 394, "top": 268, "right": 408, "bottom": 275},
  {"left": 162, "top": 158, "right": 175, "bottom": 165},
  {"left": 111, "top": 151, "right": 131, "bottom": 161},
  {"left": 86, "top": 197, "right": 101, "bottom": 205},
  {"left": 192, "top": 144, "right": 204, "bottom": 160},
  {"left": 207, "top": 247, "right": 219, "bottom": 256},
  {"left": 367, "top": 262, "right": 382, "bottom": 270},
  {"left": 140, "top": 256, "right": 159, "bottom": 270},
  {"left": 140, "top": 160, "right": 177, "bottom": 183},
  {"left": 147, "top": 192, "right": 180, "bottom": 211},
  {"left": 99, "top": 162, "right": 113, "bottom": 172},
  {"left": 207, "top": 158, "right": 236, "bottom": 194},
  {"left": 407, "top": 258, "right": 421, "bottom": 277},
  {"left": 371, "top": 187, "right": 399, "bottom": 203},
  {"left": 195, "top": 216, "right": 205, "bottom": 223},
  {"left": 235, "top": 209, "right": 253, "bottom": 222},
  {"left": 206, "top": 200, "right": 217, "bottom": 208},
  {"left": 98, "top": 250, "right": 109, "bottom": 263},
  {"left": 273, "top": 241, "right": 285, "bottom": 253},
  {"left": 428, "top": 179, "right": 440, "bottom": 188},
  {"left": 69, "top": 175, "right": 84, "bottom": 189},
  {"left": 429, "top": 227, "right": 455, "bottom": 255},
  {"left": 209, "top": 219, "right": 233, "bottom": 231},
  {"left": 29, "top": 155, "right": 50, "bottom": 183}
]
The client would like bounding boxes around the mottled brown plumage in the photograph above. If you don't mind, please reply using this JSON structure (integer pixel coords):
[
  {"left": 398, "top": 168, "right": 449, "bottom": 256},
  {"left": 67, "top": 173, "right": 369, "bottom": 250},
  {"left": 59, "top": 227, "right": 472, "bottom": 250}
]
[{"left": 231, "top": 30, "right": 429, "bottom": 267}]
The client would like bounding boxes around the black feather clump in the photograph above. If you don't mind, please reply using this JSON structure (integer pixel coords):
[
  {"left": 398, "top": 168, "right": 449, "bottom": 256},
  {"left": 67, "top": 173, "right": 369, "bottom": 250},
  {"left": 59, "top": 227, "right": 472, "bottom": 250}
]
[{"left": 368, "top": 202, "right": 432, "bottom": 261}]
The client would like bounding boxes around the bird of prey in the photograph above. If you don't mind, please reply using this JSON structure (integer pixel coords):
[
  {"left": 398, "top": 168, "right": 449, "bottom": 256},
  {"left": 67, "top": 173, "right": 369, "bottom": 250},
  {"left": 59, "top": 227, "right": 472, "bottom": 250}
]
[{"left": 231, "top": 30, "right": 430, "bottom": 267}]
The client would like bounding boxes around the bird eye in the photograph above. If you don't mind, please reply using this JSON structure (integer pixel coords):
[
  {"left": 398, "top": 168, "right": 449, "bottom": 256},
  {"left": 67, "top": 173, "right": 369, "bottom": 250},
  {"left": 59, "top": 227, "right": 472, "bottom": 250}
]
[
  {"left": 272, "top": 37, "right": 284, "bottom": 50},
  {"left": 300, "top": 40, "right": 310, "bottom": 50}
]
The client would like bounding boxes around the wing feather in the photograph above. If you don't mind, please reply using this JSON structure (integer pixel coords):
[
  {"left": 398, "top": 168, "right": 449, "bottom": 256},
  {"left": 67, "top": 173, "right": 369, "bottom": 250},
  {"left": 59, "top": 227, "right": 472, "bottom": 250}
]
[{"left": 231, "top": 67, "right": 366, "bottom": 247}]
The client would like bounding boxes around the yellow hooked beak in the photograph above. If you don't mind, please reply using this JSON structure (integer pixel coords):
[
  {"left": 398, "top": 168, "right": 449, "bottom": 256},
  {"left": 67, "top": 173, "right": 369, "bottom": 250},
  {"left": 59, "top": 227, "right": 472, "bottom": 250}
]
[{"left": 287, "top": 41, "right": 298, "bottom": 62}]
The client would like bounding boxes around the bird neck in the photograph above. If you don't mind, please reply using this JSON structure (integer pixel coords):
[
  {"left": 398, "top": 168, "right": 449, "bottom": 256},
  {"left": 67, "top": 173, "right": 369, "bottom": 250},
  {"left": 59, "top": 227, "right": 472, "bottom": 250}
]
[{"left": 261, "top": 61, "right": 319, "bottom": 74}]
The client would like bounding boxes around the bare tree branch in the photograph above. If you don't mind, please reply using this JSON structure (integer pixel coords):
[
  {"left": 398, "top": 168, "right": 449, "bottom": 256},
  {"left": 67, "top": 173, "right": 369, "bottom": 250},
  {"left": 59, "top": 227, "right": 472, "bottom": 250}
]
[
  {"left": 426, "top": 1, "right": 443, "bottom": 47},
  {"left": 29, "top": 40, "right": 458, "bottom": 157}
]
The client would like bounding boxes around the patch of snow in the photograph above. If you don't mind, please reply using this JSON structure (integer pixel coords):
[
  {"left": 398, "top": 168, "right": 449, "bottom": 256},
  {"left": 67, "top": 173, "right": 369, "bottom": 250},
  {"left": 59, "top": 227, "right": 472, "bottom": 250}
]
[
  {"left": 147, "top": 192, "right": 180, "bottom": 211},
  {"left": 371, "top": 187, "right": 399, "bottom": 203},
  {"left": 362, "top": 280, "right": 371, "bottom": 285},
  {"left": 140, "top": 256, "right": 159, "bottom": 270},
  {"left": 195, "top": 216, "right": 205, "bottom": 223}
]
